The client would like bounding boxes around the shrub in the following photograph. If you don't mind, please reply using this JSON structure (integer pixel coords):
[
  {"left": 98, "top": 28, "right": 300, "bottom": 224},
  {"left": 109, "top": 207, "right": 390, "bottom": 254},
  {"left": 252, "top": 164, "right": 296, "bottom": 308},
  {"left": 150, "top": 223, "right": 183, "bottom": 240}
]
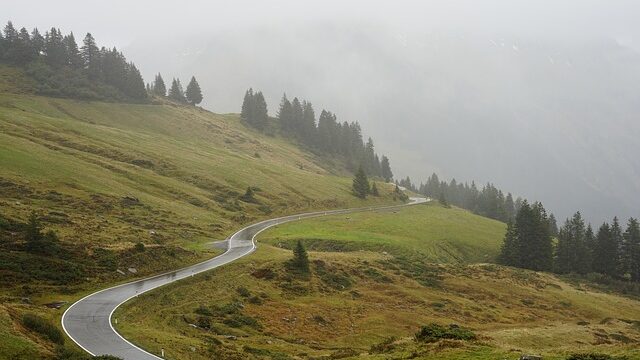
[
  {"left": 414, "top": 323, "right": 475, "bottom": 343},
  {"left": 236, "top": 286, "right": 251, "bottom": 297},
  {"left": 22, "top": 313, "right": 64, "bottom": 344},
  {"left": 195, "top": 305, "right": 213, "bottom": 316},
  {"left": 134, "top": 242, "right": 145, "bottom": 252}
]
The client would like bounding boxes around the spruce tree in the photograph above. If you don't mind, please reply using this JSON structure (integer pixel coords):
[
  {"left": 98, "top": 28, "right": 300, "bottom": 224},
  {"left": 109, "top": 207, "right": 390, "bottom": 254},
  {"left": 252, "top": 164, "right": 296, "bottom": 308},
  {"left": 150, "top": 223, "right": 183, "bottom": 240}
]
[
  {"left": 2, "top": 22, "right": 18, "bottom": 63},
  {"left": 623, "top": 218, "right": 640, "bottom": 281},
  {"left": 63, "top": 32, "right": 82, "bottom": 68},
  {"left": 44, "top": 28, "right": 67, "bottom": 68},
  {"left": 168, "top": 78, "right": 186, "bottom": 102},
  {"left": 381, "top": 156, "right": 393, "bottom": 182},
  {"left": 371, "top": 182, "right": 379, "bottom": 196},
  {"left": 124, "top": 63, "right": 147, "bottom": 100},
  {"left": 241, "top": 88, "right": 255, "bottom": 124},
  {"left": 30, "top": 28, "right": 44, "bottom": 56},
  {"left": 439, "top": 192, "right": 449, "bottom": 207},
  {"left": 611, "top": 217, "right": 624, "bottom": 277},
  {"left": 13, "top": 27, "right": 36, "bottom": 64},
  {"left": 363, "top": 138, "right": 376, "bottom": 175},
  {"left": 317, "top": 110, "right": 335, "bottom": 152},
  {"left": 153, "top": 73, "right": 166, "bottom": 96},
  {"left": 253, "top": 91, "right": 268, "bottom": 130},
  {"left": 516, "top": 201, "right": 552, "bottom": 271},
  {"left": 290, "top": 98, "right": 303, "bottom": 135},
  {"left": 81, "top": 33, "right": 100, "bottom": 79},
  {"left": 593, "top": 223, "right": 619, "bottom": 278},
  {"left": 185, "top": 76, "right": 203, "bottom": 105},
  {"left": 584, "top": 224, "right": 595, "bottom": 273},
  {"left": 24, "top": 211, "right": 43, "bottom": 253},
  {"left": 300, "top": 100, "right": 316, "bottom": 142},
  {"left": 352, "top": 166, "right": 370, "bottom": 199},
  {"left": 499, "top": 221, "right": 518, "bottom": 266},
  {"left": 291, "top": 240, "right": 310, "bottom": 273},
  {"left": 505, "top": 193, "right": 516, "bottom": 221},
  {"left": 548, "top": 213, "right": 559, "bottom": 237},
  {"left": 277, "top": 93, "right": 293, "bottom": 132}
]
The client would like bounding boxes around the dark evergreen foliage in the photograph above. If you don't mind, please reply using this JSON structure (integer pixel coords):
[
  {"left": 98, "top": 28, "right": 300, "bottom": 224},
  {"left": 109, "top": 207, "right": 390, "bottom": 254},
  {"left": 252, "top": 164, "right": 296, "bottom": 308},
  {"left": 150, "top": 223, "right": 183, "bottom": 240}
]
[
  {"left": 555, "top": 212, "right": 591, "bottom": 274},
  {"left": 24, "top": 212, "right": 58, "bottom": 255},
  {"left": 168, "top": 78, "right": 186, "bottom": 102},
  {"left": 153, "top": 73, "right": 166, "bottom": 96},
  {"left": 240, "top": 88, "right": 268, "bottom": 130},
  {"left": 1, "top": 21, "right": 150, "bottom": 102},
  {"left": 371, "top": 182, "right": 380, "bottom": 196},
  {"left": 623, "top": 218, "right": 640, "bottom": 282},
  {"left": 418, "top": 172, "right": 520, "bottom": 223},
  {"left": 290, "top": 240, "right": 310, "bottom": 273},
  {"left": 352, "top": 166, "right": 370, "bottom": 199},
  {"left": 242, "top": 91, "right": 394, "bottom": 177},
  {"left": 380, "top": 156, "right": 393, "bottom": 183},
  {"left": 498, "top": 201, "right": 553, "bottom": 271},
  {"left": 185, "top": 76, "right": 203, "bottom": 105},
  {"left": 500, "top": 203, "right": 640, "bottom": 283}
]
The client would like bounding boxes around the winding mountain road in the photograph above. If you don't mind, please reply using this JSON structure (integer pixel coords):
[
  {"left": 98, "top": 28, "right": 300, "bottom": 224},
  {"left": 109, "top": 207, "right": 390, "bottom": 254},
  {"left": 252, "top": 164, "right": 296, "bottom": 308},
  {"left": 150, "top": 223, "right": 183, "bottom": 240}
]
[{"left": 62, "top": 197, "right": 427, "bottom": 359}]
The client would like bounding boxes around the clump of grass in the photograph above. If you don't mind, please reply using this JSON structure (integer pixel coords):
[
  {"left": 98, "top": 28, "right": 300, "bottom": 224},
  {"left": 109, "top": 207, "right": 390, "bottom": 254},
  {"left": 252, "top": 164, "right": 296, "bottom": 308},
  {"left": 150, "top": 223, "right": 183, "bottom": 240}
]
[
  {"left": 414, "top": 323, "right": 475, "bottom": 343},
  {"left": 21, "top": 313, "right": 64, "bottom": 345}
]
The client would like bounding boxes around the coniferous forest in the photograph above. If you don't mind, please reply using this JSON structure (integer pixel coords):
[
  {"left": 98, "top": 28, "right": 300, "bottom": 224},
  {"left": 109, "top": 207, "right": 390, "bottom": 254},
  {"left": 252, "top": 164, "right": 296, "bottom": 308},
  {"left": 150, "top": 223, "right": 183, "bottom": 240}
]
[
  {"left": 0, "top": 21, "right": 202, "bottom": 105},
  {"left": 410, "top": 172, "right": 640, "bottom": 284},
  {"left": 241, "top": 90, "right": 394, "bottom": 180}
]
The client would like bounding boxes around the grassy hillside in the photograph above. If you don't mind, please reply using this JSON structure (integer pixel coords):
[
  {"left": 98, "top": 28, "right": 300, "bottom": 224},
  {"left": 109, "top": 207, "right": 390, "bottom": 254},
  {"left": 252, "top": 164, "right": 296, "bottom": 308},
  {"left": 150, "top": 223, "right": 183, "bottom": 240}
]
[
  {"left": 115, "top": 204, "right": 640, "bottom": 360},
  {"left": 259, "top": 202, "right": 506, "bottom": 263},
  {"left": 0, "top": 68, "right": 402, "bottom": 358}
]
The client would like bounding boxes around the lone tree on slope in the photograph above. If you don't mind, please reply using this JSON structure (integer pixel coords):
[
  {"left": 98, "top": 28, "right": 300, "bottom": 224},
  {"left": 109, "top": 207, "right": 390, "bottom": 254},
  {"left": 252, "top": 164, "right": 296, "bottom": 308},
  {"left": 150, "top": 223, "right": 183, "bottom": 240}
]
[
  {"left": 352, "top": 166, "right": 370, "bottom": 199},
  {"left": 290, "top": 240, "right": 310, "bottom": 273},
  {"left": 185, "top": 76, "right": 203, "bottom": 105}
]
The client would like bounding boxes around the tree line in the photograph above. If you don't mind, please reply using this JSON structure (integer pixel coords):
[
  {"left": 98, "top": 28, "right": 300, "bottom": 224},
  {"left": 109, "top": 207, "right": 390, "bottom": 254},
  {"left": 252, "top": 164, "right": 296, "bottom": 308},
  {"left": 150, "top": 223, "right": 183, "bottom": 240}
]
[
  {"left": 150, "top": 73, "right": 203, "bottom": 105},
  {"left": 241, "top": 90, "right": 394, "bottom": 180},
  {"left": 0, "top": 21, "right": 203, "bottom": 105},
  {"left": 499, "top": 203, "right": 640, "bottom": 283},
  {"left": 410, "top": 173, "right": 539, "bottom": 224}
]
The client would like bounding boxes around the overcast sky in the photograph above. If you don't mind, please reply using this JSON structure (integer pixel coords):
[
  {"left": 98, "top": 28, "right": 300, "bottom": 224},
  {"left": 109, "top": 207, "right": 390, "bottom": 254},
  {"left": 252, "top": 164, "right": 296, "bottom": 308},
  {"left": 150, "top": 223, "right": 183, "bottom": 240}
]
[{"left": 5, "top": 1, "right": 640, "bottom": 51}]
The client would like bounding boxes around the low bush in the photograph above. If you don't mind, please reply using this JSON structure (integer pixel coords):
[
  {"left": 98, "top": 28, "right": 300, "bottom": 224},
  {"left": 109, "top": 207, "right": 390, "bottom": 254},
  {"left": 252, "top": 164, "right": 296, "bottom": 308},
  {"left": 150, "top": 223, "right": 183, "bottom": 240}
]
[
  {"left": 22, "top": 313, "right": 64, "bottom": 344},
  {"left": 414, "top": 323, "right": 475, "bottom": 343},
  {"left": 134, "top": 242, "right": 145, "bottom": 252}
]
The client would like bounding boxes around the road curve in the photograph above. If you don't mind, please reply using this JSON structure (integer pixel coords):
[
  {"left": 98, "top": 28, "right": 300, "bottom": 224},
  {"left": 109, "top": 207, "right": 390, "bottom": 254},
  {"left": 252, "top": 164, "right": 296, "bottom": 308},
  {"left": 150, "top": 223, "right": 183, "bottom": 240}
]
[{"left": 62, "top": 197, "right": 427, "bottom": 359}]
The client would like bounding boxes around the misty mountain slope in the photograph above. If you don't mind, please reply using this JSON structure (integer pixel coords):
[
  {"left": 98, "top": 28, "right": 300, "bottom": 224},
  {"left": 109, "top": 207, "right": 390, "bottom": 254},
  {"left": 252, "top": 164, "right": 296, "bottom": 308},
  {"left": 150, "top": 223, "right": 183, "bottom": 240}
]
[{"left": 126, "top": 25, "right": 640, "bottom": 222}]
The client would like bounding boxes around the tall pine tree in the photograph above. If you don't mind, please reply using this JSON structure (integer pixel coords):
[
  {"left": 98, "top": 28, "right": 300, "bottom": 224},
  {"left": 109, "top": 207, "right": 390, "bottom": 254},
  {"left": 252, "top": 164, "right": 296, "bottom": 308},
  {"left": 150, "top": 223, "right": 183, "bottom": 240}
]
[
  {"left": 623, "top": 218, "right": 640, "bottom": 281},
  {"left": 168, "top": 78, "right": 186, "bottom": 102},
  {"left": 81, "top": 33, "right": 100, "bottom": 79},
  {"left": 185, "top": 76, "right": 203, "bottom": 105},
  {"left": 381, "top": 156, "right": 393, "bottom": 182},
  {"left": 153, "top": 73, "right": 166, "bottom": 96},
  {"left": 352, "top": 166, "right": 370, "bottom": 199}
]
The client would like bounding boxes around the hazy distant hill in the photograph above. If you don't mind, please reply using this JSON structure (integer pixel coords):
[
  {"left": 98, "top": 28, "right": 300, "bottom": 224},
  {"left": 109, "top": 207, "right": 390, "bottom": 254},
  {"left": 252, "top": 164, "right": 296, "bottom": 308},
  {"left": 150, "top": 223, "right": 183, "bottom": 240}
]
[{"left": 126, "top": 24, "right": 640, "bottom": 222}]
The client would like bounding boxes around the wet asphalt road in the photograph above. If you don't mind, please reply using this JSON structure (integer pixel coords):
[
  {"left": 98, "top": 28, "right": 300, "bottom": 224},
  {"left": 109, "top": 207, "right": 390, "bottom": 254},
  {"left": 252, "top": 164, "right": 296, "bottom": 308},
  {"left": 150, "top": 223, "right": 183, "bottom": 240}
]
[{"left": 62, "top": 197, "right": 427, "bottom": 359}]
